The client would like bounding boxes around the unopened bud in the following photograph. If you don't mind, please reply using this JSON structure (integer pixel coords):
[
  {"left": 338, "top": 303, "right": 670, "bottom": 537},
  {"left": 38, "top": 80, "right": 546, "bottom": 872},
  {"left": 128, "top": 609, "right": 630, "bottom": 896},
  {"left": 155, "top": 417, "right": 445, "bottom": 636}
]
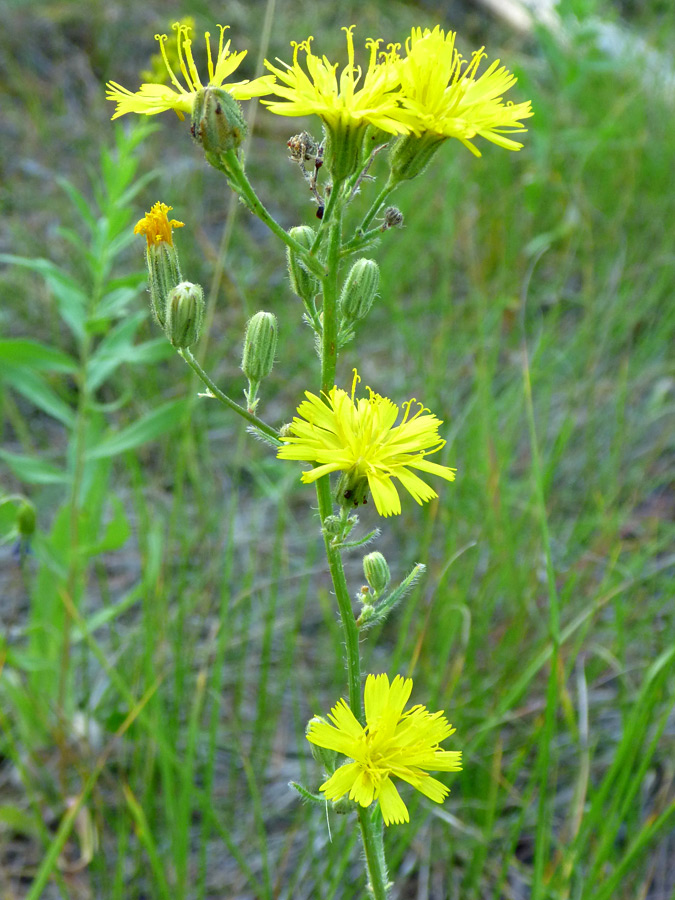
[
  {"left": 339, "top": 258, "right": 379, "bottom": 323},
  {"left": 287, "top": 131, "right": 319, "bottom": 162},
  {"left": 363, "top": 552, "right": 390, "bottom": 595},
  {"left": 165, "top": 282, "right": 205, "bottom": 349},
  {"left": 287, "top": 226, "right": 319, "bottom": 301},
  {"left": 191, "top": 87, "right": 247, "bottom": 153},
  {"left": 306, "top": 717, "right": 337, "bottom": 774},
  {"left": 241, "top": 312, "right": 278, "bottom": 383},
  {"left": 17, "top": 500, "right": 36, "bottom": 538}
]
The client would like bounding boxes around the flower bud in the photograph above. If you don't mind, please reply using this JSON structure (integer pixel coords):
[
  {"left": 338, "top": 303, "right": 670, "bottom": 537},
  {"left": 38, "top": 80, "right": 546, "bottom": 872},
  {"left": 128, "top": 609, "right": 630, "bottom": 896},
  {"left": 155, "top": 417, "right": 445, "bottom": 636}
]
[
  {"left": 165, "top": 282, "right": 205, "bottom": 349},
  {"left": 191, "top": 86, "right": 247, "bottom": 153},
  {"left": 363, "top": 552, "right": 390, "bottom": 595},
  {"left": 17, "top": 499, "right": 36, "bottom": 539},
  {"left": 339, "top": 258, "right": 379, "bottom": 323},
  {"left": 286, "top": 226, "right": 319, "bottom": 301},
  {"left": 306, "top": 717, "right": 337, "bottom": 774},
  {"left": 241, "top": 312, "right": 278, "bottom": 383}
]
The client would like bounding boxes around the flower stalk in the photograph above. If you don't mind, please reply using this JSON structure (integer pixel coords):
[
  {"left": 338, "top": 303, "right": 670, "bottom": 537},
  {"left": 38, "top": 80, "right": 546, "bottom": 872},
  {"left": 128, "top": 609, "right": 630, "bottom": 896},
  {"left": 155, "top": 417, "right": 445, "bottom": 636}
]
[{"left": 114, "top": 18, "right": 531, "bottom": 896}]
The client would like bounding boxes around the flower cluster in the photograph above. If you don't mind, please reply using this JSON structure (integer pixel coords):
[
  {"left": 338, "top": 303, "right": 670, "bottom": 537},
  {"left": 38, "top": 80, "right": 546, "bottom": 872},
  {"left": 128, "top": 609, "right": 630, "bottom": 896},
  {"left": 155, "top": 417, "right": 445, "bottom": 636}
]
[
  {"left": 107, "top": 22, "right": 532, "bottom": 158},
  {"left": 277, "top": 370, "right": 456, "bottom": 517},
  {"left": 307, "top": 674, "right": 462, "bottom": 826}
]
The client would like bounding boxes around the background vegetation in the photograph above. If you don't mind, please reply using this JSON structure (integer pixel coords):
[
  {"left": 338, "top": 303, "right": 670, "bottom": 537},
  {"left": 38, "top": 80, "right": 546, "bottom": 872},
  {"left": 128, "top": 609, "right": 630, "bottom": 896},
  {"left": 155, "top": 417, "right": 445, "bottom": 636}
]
[{"left": 1, "top": 0, "right": 673, "bottom": 897}]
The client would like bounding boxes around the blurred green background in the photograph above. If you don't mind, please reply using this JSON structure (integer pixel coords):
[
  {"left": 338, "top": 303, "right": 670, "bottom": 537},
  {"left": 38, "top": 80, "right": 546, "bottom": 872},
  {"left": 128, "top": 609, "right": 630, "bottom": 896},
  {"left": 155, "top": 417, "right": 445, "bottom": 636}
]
[{"left": 1, "top": 0, "right": 674, "bottom": 898}]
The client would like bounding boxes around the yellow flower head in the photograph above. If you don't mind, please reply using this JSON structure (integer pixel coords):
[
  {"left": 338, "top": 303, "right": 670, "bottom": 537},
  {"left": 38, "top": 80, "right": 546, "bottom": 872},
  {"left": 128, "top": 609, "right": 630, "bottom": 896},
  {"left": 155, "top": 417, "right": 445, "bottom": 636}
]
[
  {"left": 263, "top": 26, "right": 412, "bottom": 135},
  {"left": 106, "top": 22, "right": 276, "bottom": 121},
  {"left": 307, "top": 674, "right": 462, "bottom": 825},
  {"left": 134, "top": 202, "right": 184, "bottom": 248},
  {"left": 277, "top": 370, "right": 456, "bottom": 517},
  {"left": 396, "top": 26, "right": 533, "bottom": 156}
]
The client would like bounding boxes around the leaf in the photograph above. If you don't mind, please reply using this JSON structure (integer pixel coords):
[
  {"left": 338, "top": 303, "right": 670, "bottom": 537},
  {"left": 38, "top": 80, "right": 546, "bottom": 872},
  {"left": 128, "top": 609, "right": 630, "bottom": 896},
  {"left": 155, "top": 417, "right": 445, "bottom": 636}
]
[
  {"left": 86, "top": 312, "right": 144, "bottom": 392},
  {"left": 85, "top": 497, "right": 130, "bottom": 555},
  {"left": 96, "top": 282, "right": 145, "bottom": 320},
  {"left": 0, "top": 254, "right": 88, "bottom": 340},
  {"left": 86, "top": 397, "right": 189, "bottom": 460},
  {"left": 0, "top": 339, "right": 77, "bottom": 373},
  {"left": 0, "top": 450, "right": 68, "bottom": 485},
  {"left": 2, "top": 366, "right": 74, "bottom": 426}
]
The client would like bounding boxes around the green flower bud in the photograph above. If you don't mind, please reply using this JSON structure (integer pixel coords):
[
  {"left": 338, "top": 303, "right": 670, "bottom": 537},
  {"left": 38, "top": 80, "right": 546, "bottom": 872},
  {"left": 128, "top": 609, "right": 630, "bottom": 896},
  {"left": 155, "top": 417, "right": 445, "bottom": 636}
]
[
  {"left": 306, "top": 717, "right": 337, "bottom": 774},
  {"left": 165, "top": 282, "right": 205, "bottom": 349},
  {"left": 191, "top": 86, "right": 247, "bottom": 154},
  {"left": 363, "top": 552, "right": 390, "bottom": 595},
  {"left": 286, "top": 226, "right": 319, "bottom": 301},
  {"left": 17, "top": 499, "right": 36, "bottom": 538},
  {"left": 241, "top": 312, "right": 278, "bottom": 383},
  {"left": 388, "top": 133, "right": 445, "bottom": 183},
  {"left": 339, "top": 258, "right": 380, "bottom": 323}
]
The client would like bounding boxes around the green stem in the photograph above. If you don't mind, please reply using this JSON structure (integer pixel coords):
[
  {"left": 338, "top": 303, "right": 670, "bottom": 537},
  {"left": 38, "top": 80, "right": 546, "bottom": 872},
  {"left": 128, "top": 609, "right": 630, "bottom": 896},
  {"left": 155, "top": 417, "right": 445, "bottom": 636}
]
[
  {"left": 357, "top": 808, "right": 390, "bottom": 899},
  {"left": 314, "top": 187, "right": 389, "bottom": 897},
  {"left": 179, "top": 349, "right": 280, "bottom": 444},
  {"left": 358, "top": 181, "right": 395, "bottom": 235},
  {"left": 314, "top": 476, "right": 362, "bottom": 720},
  {"left": 218, "top": 150, "right": 326, "bottom": 280},
  {"left": 320, "top": 214, "right": 343, "bottom": 393}
]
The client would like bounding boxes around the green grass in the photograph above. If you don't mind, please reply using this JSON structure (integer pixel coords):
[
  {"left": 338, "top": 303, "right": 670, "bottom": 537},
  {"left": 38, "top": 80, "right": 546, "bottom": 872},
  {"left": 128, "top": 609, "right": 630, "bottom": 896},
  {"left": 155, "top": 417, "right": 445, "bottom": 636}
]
[{"left": 1, "top": 0, "right": 674, "bottom": 897}]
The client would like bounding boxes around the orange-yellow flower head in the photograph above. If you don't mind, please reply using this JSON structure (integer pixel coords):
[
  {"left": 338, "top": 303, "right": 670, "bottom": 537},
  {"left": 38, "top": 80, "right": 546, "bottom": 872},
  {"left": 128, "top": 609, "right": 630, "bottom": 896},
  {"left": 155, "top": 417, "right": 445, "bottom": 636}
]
[
  {"left": 307, "top": 674, "right": 462, "bottom": 825},
  {"left": 134, "top": 202, "right": 184, "bottom": 248},
  {"left": 396, "top": 26, "right": 533, "bottom": 156},
  {"left": 277, "top": 370, "right": 456, "bottom": 517},
  {"left": 106, "top": 22, "right": 276, "bottom": 121}
]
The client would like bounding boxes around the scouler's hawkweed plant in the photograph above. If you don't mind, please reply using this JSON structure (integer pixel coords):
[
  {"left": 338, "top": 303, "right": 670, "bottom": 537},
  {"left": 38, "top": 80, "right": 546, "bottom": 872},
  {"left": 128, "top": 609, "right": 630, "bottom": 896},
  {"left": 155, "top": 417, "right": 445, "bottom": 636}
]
[{"left": 107, "top": 20, "right": 532, "bottom": 897}]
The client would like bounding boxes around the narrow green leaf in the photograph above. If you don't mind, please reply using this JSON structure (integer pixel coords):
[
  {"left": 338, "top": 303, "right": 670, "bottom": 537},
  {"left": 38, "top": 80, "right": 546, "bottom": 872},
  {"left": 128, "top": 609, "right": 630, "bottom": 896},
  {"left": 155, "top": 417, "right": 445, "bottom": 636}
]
[
  {"left": 0, "top": 340, "right": 77, "bottom": 373},
  {"left": 86, "top": 397, "right": 189, "bottom": 460},
  {"left": 0, "top": 450, "right": 68, "bottom": 485},
  {"left": 2, "top": 367, "right": 74, "bottom": 426}
]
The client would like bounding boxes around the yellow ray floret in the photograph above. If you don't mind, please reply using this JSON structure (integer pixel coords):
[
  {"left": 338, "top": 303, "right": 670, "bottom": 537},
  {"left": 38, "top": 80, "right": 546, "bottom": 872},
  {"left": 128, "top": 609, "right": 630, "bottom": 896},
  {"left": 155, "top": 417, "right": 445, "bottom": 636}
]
[
  {"left": 307, "top": 674, "right": 462, "bottom": 825},
  {"left": 134, "top": 202, "right": 184, "bottom": 247},
  {"left": 263, "top": 26, "right": 415, "bottom": 135},
  {"left": 277, "top": 370, "right": 456, "bottom": 517},
  {"left": 106, "top": 22, "right": 276, "bottom": 121},
  {"left": 396, "top": 26, "right": 533, "bottom": 155}
]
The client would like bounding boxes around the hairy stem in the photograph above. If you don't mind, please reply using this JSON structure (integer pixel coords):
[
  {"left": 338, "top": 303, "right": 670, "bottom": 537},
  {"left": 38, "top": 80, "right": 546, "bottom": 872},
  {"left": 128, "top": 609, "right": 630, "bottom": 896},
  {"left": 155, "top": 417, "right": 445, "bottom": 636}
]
[{"left": 179, "top": 349, "right": 280, "bottom": 444}]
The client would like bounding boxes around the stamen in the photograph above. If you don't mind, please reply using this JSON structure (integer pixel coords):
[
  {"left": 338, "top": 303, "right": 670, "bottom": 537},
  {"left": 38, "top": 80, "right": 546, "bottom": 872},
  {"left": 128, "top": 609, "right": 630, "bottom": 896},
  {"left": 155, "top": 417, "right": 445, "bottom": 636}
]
[
  {"left": 205, "top": 31, "right": 214, "bottom": 81},
  {"left": 173, "top": 24, "right": 196, "bottom": 92},
  {"left": 156, "top": 33, "right": 184, "bottom": 93}
]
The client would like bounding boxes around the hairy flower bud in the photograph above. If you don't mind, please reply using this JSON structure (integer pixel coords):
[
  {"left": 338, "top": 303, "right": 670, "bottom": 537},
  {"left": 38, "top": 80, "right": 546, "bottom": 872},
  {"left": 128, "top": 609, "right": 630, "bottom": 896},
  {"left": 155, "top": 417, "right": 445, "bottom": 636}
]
[
  {"left": 382, "top": 206, "right": 404, "bottom": 230},
  {"left": 191, "top": 86, "right": 247, "bottom": 153},
  {"left": 165, "top": 282, "right": 205, "bottom": 349},
  {"left": 286, "top": 226, "right": 319, "bottom": 301},
  {"left": 363, "top": 551, "right": 390, "bottom": 595},
  {"left": 339, "top": 258, "right": 380, "bottom": 323},
  {"left": 242, "top": 312, "right": 278, "bottom": 383}
]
